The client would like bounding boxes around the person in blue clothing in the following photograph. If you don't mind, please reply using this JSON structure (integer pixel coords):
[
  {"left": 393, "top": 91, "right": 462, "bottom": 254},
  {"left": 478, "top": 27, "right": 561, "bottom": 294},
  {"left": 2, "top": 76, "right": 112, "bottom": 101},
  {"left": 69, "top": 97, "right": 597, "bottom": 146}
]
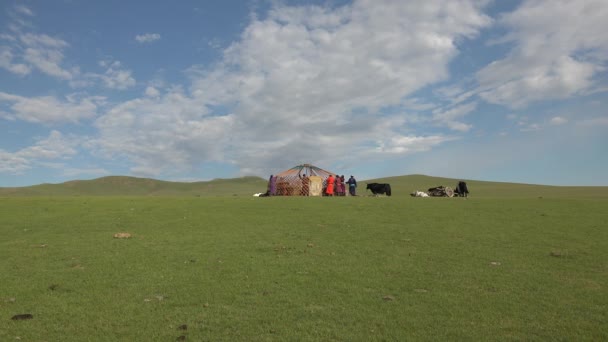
[{"left": 346, "top": 175, "right": 357, "bottom": 196}]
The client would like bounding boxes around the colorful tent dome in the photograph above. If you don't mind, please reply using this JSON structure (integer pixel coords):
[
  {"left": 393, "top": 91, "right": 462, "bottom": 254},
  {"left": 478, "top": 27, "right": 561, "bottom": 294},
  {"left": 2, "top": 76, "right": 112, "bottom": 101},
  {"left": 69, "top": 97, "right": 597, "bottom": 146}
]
[{"left": 269, "top": 164, "right": 336, "bottom": 196}]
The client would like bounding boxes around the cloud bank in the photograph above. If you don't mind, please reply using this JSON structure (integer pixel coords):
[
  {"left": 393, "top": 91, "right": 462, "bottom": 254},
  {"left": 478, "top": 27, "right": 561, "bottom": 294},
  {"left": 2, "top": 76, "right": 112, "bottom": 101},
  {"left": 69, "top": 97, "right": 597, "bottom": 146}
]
[{"left": 93, "top": 0, "right": 492, "bottom": 176}]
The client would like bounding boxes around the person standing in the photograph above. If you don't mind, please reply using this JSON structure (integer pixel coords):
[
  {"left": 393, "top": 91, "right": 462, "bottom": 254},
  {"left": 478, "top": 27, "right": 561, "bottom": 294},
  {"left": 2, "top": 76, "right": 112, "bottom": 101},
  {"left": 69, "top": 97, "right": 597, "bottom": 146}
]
[
  {"left": 346, "top": 175, "right": 357, "bottom": 196},
  {"left": 326, "top": 174, "right": 335, "bottom": 196},
  {"left": 269, "top": 175, "right": 277, "bottom": 196},
  {"left": 335, "top": 175, "right": 343, "bottom": 196}
]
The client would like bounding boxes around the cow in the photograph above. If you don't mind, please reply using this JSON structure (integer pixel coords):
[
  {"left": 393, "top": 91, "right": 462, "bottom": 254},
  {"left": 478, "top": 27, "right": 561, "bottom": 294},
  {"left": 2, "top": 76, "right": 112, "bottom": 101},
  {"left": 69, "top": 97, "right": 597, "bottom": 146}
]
[
  {"left": 454, "top": 181, "right": 469, "bottom": 197},
  {"left": 366, "top": 183, "right": 392, "bottom": 196}
]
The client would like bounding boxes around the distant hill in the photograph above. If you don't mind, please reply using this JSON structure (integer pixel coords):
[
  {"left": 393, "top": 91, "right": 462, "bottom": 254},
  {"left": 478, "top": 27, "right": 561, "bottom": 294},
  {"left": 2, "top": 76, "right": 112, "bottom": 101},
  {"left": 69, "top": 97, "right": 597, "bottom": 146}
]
[
  {"left": 0, "top": 175, "right": 268, "bottom": 197},
  {"left": 364, "top": 174, "right": 608, "bottom": 198},
  {"left": 0, "top": 174, "right": 606, "bottom": 198}
]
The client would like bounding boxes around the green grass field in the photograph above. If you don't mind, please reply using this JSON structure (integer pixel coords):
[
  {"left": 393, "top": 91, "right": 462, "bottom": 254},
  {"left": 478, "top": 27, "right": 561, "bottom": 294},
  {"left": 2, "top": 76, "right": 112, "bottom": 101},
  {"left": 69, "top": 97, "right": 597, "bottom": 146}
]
[{"left": 1, "top": 176, "right": 607, "bottom": 341}]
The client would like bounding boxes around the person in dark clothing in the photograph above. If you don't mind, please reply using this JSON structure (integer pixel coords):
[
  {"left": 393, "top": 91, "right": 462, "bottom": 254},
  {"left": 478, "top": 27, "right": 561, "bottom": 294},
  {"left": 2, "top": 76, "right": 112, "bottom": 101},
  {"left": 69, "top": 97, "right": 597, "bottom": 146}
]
[
  {"left": 268, "top": 175, "right": 277, "bottom": 196},
  {"left": 346, "top": 175, "right": 357, "bottom": 196}
]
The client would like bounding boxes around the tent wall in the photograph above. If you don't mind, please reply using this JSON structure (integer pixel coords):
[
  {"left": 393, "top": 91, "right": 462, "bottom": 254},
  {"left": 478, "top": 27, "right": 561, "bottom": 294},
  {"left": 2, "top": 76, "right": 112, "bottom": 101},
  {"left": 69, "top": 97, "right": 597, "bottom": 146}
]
[{"left": 270, "top": 164, "right": 336, "bottom": 196}]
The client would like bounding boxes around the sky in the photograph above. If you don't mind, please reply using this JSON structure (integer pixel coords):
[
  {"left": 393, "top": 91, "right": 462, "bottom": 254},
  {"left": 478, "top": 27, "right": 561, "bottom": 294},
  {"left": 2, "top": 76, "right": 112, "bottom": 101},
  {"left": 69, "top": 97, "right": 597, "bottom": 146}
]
[{"left": 1, "top": 0, "right": 607, "bottom": 187}]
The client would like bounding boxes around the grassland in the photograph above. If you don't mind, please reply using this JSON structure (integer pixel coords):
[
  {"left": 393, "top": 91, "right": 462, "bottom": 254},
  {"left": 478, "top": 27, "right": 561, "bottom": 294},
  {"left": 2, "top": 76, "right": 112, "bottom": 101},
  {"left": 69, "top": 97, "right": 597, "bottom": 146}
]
[{"left": 1, "top": 175, "right": 607, "bottom": 341}]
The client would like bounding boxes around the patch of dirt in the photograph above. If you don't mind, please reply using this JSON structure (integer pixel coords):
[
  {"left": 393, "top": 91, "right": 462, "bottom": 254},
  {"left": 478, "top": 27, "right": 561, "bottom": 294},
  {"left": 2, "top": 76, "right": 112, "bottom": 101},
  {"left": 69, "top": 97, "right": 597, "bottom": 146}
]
[
  {"left": 113, "top": 232, "right": 132, "bottom": 239},
  {"left": 144, "top": 295, "right": 166, "bottom": 302},
  {"left": 70, "top": 263, "right": 85, "bottom": 270},
  {"left": 550, "top": 250, "right": 568, "bottom": 258}
]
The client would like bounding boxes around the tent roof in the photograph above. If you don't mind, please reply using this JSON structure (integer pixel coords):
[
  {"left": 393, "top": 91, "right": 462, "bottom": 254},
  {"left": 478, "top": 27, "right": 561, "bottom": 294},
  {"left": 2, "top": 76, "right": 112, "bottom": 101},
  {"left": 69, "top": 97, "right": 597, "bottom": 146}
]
[{"left": 274, "top": 164, "right": 335, "bottom": 178}]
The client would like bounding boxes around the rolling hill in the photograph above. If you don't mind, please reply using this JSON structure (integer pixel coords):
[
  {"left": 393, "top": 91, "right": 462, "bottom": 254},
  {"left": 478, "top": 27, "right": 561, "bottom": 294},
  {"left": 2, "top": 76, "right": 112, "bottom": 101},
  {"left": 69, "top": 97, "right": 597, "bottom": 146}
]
[
  {"left": 366, "top": 174, "right": 608, "bottom": 198},
  {"left": 1, "top": 174, "right": 606, "bottom": 198},
  {"left": 0, "top": 175, "right": 268, "bottom": 197}
]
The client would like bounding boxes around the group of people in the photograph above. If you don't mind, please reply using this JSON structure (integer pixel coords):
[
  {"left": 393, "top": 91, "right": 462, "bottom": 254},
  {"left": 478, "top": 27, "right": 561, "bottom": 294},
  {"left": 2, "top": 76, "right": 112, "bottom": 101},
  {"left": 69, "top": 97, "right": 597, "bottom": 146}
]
[
  {"left": 324, "top": 174, "right": 358, "bottom": 196},
  {"left": 265, "top": 174, "right": 358, "bottom": 196}
]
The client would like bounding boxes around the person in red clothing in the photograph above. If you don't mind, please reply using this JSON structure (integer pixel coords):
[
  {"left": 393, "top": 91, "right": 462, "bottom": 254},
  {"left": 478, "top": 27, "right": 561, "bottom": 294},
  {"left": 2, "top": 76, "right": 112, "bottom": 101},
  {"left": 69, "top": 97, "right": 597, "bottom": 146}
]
[
  {"left": 334, "top": 175, "right": 342, "bottom": 196},
  {"left": 325, "top": 174, "right": 335, "bottom": 196}
]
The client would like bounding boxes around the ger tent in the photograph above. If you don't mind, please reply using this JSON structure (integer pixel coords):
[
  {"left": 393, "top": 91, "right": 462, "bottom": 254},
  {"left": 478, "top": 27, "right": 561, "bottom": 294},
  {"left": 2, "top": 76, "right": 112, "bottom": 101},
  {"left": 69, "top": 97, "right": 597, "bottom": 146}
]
[{"left": 269, "top": 164, "right": 336, "bottom": 196}]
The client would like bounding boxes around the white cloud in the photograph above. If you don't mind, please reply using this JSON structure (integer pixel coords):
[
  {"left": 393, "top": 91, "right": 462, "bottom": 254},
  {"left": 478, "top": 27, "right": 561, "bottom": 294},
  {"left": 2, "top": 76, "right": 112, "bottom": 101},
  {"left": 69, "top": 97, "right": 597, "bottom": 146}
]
[
  {"left": 15, "top": 33, "right": 73, "bottom": 79},
  {"left": 92, "top": 61, "right": 136, "bottom": 90},
  {"left": 577, "top": 117, "right": 608, "bottom": 127},
  {"left": 135, "top": 33, "right": 161, "bottom": 43},
  {"left": 89, "top": 1, "right": 492, "bottom": 176},
  {"left": 0, "top": 150, "right": 29, "bottom": 173},
  {"left": 145, "top": 86, "right": 160, "bottom": 97},
  {"left": 71, "top": 60, "right": 136, "bottom": 90},
  {"left": 0, "top": 10, "right": 136, "bottom": 88},
  {"left": 0, "top": 33, "right": 17, "bottom": 42},
  {"left": 13, "top": 5, "right": 34, "bottom": 17},
  {"left": 478, "top": 55, "right": 597, "bottom": 108},
  {"left": 402, "top": 97, "right": 437, "bottom": 112},
  {"left": 376, "top": 135, "right": 455, "bottom": 154},
  {"left": 19, "top": 33, "right": 68, "bottom": 48},
  {"left": 0, "top": 26, "right": 75, "bottom": 79},
  {"left": 520, "top": 123, "right": 541, "bottom": 132},
  {"left": 0, "top": 92, "right": 98, "bottom": 124},
  {"left": 61, "top": 167, "right": 110, "bottom": 178},
  {"left": 0, "top": 47, "right": 31, "bottom": 75},
  {"left": 6, "top": 5, "right": 35, "bottom": 33},
  {"left": 23, "top": 46, "right": 73, "bottom": 80},
  {"left": 432, "top": 102, "right": 477, "bottom": 132},
  {"left": 0, "top": 11, "right": 142, "bottom": 95},
  {"left": 477, "top": 0, "right": 608, "bottom": 108},
  {"left": 91, "top": 90, "right": 234, "bottom": 177},
  {"left": 0, "top": 130, "right": 78, "bottom": 174},
  {"left": 205, "top": 1, "right": 489, "bottom": 169},
  {"left": 550, "top": 116, "right": 567, "bottom": 125}
]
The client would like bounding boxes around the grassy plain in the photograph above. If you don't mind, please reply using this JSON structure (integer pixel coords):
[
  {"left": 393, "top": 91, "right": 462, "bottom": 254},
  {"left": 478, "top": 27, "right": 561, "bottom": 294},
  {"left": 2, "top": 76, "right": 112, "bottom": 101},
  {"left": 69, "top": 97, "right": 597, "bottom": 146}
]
[{"left": 1, "top": 176, "right": 607, "bottom": 341}]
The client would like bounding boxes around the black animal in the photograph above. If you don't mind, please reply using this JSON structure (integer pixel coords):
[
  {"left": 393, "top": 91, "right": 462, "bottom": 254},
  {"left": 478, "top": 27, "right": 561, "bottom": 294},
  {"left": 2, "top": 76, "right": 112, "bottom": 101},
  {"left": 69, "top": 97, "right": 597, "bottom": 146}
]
[
  {"left": 454, "top": 181, "right": 469, "bottom": 197},
  {"left": 366, "top": 183, "right": 392, "bottom": 196}
]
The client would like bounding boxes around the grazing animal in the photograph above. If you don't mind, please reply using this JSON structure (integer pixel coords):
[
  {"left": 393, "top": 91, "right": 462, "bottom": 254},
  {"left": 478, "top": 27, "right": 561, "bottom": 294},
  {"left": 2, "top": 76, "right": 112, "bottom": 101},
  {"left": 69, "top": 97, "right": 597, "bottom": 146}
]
[
  {"left": 454, "top": 181, "right": 469, "bottom": 197},
  {"left": 366, "top": 183, "right": 392, "bottom": 196}
]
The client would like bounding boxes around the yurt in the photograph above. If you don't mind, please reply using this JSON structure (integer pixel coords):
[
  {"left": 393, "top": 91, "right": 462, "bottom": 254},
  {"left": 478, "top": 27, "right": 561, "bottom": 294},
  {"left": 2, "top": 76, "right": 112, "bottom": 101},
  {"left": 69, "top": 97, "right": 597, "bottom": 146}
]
[{"left": 268, "top": 164, "right": 336, "bottom": 196}]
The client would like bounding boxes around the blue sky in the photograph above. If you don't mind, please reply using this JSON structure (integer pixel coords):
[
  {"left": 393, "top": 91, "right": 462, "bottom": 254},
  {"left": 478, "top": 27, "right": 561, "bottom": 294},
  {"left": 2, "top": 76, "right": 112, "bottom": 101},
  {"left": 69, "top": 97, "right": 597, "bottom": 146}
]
[{"left": 1, "top": 0, "right": 607, "bottom": 187}]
